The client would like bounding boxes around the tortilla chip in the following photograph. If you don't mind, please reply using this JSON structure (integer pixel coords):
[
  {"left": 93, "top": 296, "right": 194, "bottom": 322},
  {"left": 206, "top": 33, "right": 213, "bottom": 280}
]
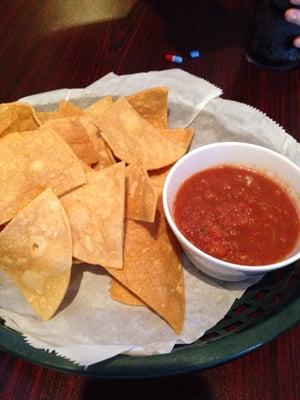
[
  {"left": 0, "top": 189, "right": 72, "bottom": 320},
  {"left": 0, "top": 102, "right": 40, "bottom": 136},
  {"left": 147, "top": 128, "right": 193, "bottom": 190},
  {"left": 110, "top": 278, "right": 144, "bottom": 306},
  {"left": 0, "top": 129, "right": 86, "bottom": 225},
  {"left": 106, "top": 198, "right": 185, "bottom": 334},
  {"left": 59, "top": 100, "right": 84, "bottom": 117},
  {"left": 160, "top": 128, "right": 194, "bottom": 151},
  {"left": 60, "top": 162, "right": 125, "bottom": 269},
  {"left": 126, "top": 163, "right": 158, "bottom": 223},
  {"left": 84, "top": 96, "right": 113, "bottom": 118},
  {"left": 41, "top": 117, "right": 99, "bottom": 165},
  {"left": 126, "top": 87, "right": 168, "bottom": 129},
  {"left": 36, "top": 111, "right": 61, "bottom": 124},
  {"left": 79, "top": 116, "right": 115, "bottom": 170},
  {"left": 97, "top": 97, "right": 185, "bottom": 170}
]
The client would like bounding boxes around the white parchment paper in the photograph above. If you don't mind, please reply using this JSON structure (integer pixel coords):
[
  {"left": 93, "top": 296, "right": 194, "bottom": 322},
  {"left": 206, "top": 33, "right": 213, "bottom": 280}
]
[{"left": 0, "top": 69, "right": 298, "bottom": 366}]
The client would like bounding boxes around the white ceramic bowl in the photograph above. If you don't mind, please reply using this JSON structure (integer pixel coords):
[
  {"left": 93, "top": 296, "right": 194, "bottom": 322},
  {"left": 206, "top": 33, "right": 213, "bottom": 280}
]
[{"left": 163, "top": 142, "right": 300, "bottom": 281}]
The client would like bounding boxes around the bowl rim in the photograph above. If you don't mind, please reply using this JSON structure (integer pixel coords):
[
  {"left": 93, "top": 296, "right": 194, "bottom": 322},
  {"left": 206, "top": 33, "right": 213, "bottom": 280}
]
[{"left": 162, "top": 141, "right": 300, "bottom": 273}]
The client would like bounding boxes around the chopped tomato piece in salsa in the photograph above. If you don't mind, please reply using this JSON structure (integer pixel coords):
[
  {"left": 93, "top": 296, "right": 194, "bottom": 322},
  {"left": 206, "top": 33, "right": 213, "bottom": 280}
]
[{"left": 173, "top": 165, "right": 300, "bottom": 266}]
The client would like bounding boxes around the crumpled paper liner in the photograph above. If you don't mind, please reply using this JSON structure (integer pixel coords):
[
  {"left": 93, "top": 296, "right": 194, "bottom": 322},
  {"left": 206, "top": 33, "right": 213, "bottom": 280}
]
[{"left": 0, "top": 69, "right": 297, "bottom": 367}]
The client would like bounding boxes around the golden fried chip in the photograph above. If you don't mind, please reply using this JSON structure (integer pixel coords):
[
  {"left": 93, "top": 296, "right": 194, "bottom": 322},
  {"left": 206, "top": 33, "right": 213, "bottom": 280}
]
[
  {"left": 84, "top": 96, "right": 113, "bottom": 119},
  {"left": 36, "top": 111, "right": 61, "bottom": 124},
  {"left": 41, "top": 117, "right": 99, "bottom": 165},
  {"left": 0, "top": 130, "right": 86, "bottom": 225},
  {"left": 0, "top": 189, "right": 72, "bottom": 320},
  {"left": 61, "top": 162, "right": 125, "bottom": 269},
  {"left": 126, "top": 87, "right": 168, "bottom": 129},
  {"left": 59, "top": 100, "right": 84, "bottom": 117},
  {"left": 97, "top": 97, "right": 185, "bottom": 170},
  {"left": 110, "top": 278, "right": 144, "bottom": 306},
  {"left": 79, "top": 116, "right": 115, "bottom": 170},
  {"left": 0, "top": 102, "right": 40, "bottom": 136},
  {"left": 126, "top": 163, "right": 158, "bottom": 223},
  {"left": 160, "top": 128, "right": 194, "bottom": 151},
  {"left": 106, "top": 199, "right": 185, "bottom": 334}
]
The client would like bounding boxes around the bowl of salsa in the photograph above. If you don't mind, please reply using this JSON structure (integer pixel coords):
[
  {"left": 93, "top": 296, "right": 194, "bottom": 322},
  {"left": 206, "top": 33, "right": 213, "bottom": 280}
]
[{"left": 163, "top": 142, "right": 300, "bottom": 281}]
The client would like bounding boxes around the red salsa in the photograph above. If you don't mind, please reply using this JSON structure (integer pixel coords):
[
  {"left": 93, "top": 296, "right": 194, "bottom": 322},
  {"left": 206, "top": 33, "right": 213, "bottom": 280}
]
[{"left": 173, "top": 165, "right": 300, "bottom": 266}]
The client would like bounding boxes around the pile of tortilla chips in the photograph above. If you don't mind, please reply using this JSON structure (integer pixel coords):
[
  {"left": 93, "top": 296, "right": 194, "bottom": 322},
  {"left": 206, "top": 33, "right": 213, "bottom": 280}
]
[{"left": 0, "top": 87, "right": 194, "bottom": 334}]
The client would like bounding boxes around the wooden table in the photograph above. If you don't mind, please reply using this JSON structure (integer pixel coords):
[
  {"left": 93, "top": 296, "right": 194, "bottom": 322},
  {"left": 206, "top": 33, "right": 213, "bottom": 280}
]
[{"left": 0, "top": 1, "right": 299, "bottom": 399}]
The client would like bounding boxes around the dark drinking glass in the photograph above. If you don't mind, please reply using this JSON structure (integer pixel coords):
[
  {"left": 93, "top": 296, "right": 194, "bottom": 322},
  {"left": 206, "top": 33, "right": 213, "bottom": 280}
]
[{"left": 246, "top": 0, "right": 300, "bottom": 70}]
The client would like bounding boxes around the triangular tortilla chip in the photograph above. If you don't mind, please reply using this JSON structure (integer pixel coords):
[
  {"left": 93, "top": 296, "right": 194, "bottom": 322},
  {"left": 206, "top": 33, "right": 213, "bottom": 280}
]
[
  {"left": 0, "top": 189, "right": 72, "bottom": 320},
  {"left": 41, "top": 117, "right": 99, "bottom": 165},
  {"left": 97, "top": 97, "right": 185, "bottom": 170},
  {"left": 0, "top": 129, "right": 86, "bottom": 225},
  {"left": 59, "top": 100, "right": 84, "bottom": 117},
  {"left": 149, "top": 128, "right": 194, "bottom": 190},
  {"left": 110, "top": 278, "right": 144, "bottom": 306},
  {"left": 80, "top": 116, "right": 115, "bottom": 170},
  {"left": 0, "top": 102, "right": 40, "bottom": 136},
  {"left": 126, "top": 87, "right": 168, "bottom": 129},
  {"left": 160, "top": 128, "right": 194, "bottom": 151},
  {"left": 126, "top": 163, "right": 158, "bottom": 222},
  {"left": 60, "top": 162, "right": 125, "bottom": 269},
  {"left": 106, "top": 198, "right": 185, "bottom": 334}
]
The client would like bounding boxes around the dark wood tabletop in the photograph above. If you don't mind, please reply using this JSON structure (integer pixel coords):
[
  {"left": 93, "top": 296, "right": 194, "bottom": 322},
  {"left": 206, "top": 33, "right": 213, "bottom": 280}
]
[{"left": 0, "top": 0, "right": 299, "bottom": 399}]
